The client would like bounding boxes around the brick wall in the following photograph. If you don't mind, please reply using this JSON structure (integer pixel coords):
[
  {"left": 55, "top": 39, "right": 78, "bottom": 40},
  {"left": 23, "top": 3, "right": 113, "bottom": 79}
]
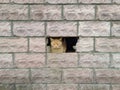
[{"left": 0, "top": 0, "right": 120, "bottom": 90}]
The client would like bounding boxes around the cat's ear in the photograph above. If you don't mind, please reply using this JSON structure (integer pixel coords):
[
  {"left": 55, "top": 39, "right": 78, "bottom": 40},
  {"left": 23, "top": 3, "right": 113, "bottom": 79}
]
[
  {"left": 50, "top": 38, "right": 54, "bottom": 41},
  {"left": 59, "top": 38, "right": 62, "bottom": 41}
]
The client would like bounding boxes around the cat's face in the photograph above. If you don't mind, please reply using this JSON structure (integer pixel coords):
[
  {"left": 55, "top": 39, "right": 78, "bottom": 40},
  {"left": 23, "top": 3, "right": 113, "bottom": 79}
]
[{"left": 50, "top": 38, "right": 62, "bottom": 49}]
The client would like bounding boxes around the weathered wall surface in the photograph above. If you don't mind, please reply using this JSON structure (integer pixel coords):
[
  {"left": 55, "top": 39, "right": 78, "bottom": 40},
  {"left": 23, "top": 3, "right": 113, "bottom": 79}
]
[{"left": 0, "top": 0, "right": 120, "bottom": 90}]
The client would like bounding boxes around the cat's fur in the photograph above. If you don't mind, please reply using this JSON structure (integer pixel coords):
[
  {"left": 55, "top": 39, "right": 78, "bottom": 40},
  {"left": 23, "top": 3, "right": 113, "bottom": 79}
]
[{"left": 50, "top": 38, "right": 66, "bottom": 53}]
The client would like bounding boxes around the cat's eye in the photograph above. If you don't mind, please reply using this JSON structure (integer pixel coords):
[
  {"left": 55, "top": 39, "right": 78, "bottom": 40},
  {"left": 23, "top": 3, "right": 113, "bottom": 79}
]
[{"left": 47, "top": 37, "right": 79, "bottom": 53}]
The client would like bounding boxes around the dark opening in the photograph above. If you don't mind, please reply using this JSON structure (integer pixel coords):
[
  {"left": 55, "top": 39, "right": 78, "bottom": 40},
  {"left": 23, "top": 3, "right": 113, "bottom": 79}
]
[{"left": 47, "top": 37, "right": 79, "bottom": 53}]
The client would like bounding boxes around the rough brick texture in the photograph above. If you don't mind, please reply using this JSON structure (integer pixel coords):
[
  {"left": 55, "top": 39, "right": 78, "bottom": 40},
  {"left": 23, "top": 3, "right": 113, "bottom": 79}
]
[
  {"left": 0, "top": 38, "right": 27, "bottom": 52},
  {"left": 0, "top": 54, "right": 13, "bottom": 68},
  {"left": 79, "top": 21, "right": 110, "bottom": 36},
  {"left": 0, "top": 5, "right": 28, "bottom": 20},
  {"left": 30, "top": 5, "right": 62, "bottom": 20},
  {"left": 30, "top": 38, "right": 46, "bottom": 52},
  {"left": 13, "top": 22, "right": 45, "bottom": 36},
  {"left": 112, "top": 22, "right": 120, "bottom": 36},
  {"left": 62, "top": 68, "right": 93, "bottom": 83},
  {"left": 64, "top": 5, "right": 95, "bottom": 20},
  {"left": 95, "top": 69, "right": 120, "bottom": 84},
  {"left": 96, "top": 38, "right": 120, "bottom": 52},
  {"left": 97, "top": 5, "right": 120, "bottom": 20},
  {"left": 31, "top": 68, "right": 61, "bottom": 83},
  {"left": 76, "top": 38, "right": 94, "bottom": 52},
  {"left": 0, "top": 0, "right": 120, "bottom": 89},
  {"left": 47, "top": 53, "right": 78, "bottom": 67},
  {"left": 79, "top": 53, "right": 109, "bottom": 68},
  {"left": 47, "top": 22, "right": 77, "bottom": 36},
  {"left": 15, "top": 53, "right": 45, "bottom": 68},
  {"left": 0, "top": 22, "right": 11, "bottom": 36}
]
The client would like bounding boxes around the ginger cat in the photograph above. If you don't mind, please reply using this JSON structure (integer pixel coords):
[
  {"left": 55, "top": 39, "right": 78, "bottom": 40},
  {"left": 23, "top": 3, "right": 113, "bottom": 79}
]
[{"left": 50, "top": 38, "right": 66, "bottom": 53}]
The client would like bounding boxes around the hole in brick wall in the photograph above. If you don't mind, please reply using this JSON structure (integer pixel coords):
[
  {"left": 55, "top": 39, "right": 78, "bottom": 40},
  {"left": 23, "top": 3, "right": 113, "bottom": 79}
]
[{"left": 47, "top": 37, "right": 79, "bottom": 53}]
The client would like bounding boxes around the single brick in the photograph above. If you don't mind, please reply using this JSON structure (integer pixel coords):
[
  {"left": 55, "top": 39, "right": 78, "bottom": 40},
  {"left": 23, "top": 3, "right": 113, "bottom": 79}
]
[
  {"left": 31, "top": 68, "right": 61, "bottom": 83},
  {"left": 79, "top": 0, "right": 111, "bottom": 3},
  {"left": 0, "top": 22, "right": 11, "bottom": 36},
  {"left": 76, "top": 38, "right": 94, "bottom": 52},
  {"left": 64, "top": 5, "right": 95, "bottom": 20},
  {"left": 0, "top": 5, "right": 28, "bottom": 20},
  {"left": 11, "top": 0, "right": 44, "bottom": 3},
  {"left": 32, "top": 84, "right": 46, "bottom": 90},
  {"left": 79, "top": 84, "right": 110, "bottom": 90},
  {"left": 96, "top": 38, "right": 120, "bottom": 52},
  {"left": 13, "top": 22, "right": 45, "bottom": 36},
  {"left": 30, "top": 38, "right": 46, "bottom": 52},
  {"left": 0, "top": 84, "right": 15, "bottom": 90},
  {"left": 95, "top": 69, "right": 120, "bottom": 84},
  {"left": 62, "top": 68, "right": 93, "bottom": 83},
  {"left": 0, "top": 38, "right": 27, "bottom": 52},
  {"left": 79, "top": 21, "right": 110, "bottom": 36},
  {"left": 111, "top": 54, "right": 120, "bottom": 68},
  {"left": 47, "top": 84, "right": 78, "bottom": 90},
  {"left": 112, "top": 22, "right": 120, "bottom": 36},
  {"left": 113, "top": 0, "right": 120, "bottom": 3},
  {"left": 112, "top": 85, "right": 120, "bottom": 90},
  {"left": 30, "top": 5, "right": 61, "bottom": 20},
  {"left": 47, "top": 22, "right": 77, "bottom": 36},
  {"left": 0, "top": 69, "right": 29, "bottom": 83},
  {"left": 0, "top": 54, "right": 13, "bottom": 68},
  {"left": 0, "top": 0, "right": 9, "bottom": 3},
  {"left": 47, "top": 53, "right": 78, "bottom": 68},
  {"left": 45, "top": 0, "right": 77, "bottom": 4},
  {"left": 15, "top": 53, "right": 45, "bottom": 68},
  {"left": 16, "top": 84, "right": 32, "bottom": 90},
  {"left": 97, "top": 5, "right": 120, "bottom": 20},
  {"left": 79, "top": 53, "right": 109, "bottom": 68}
]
